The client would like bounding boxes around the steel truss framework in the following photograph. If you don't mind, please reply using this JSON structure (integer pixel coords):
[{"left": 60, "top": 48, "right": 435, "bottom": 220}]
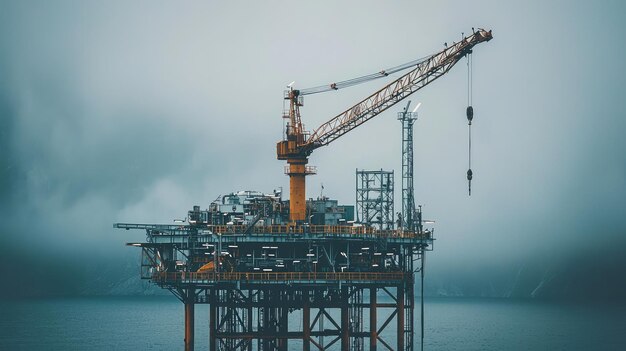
[
  {"left": 170, "top": 283, "right": 415, "bottom": 351},
  {"left": 355, "top": 170, "right": 395, "bottom": 230},
  {"left": 398, "top": 104, "right": 418, "bottom": 231},
  {"left": 118, "top": 223, "right": 432, "bottom": 351}
]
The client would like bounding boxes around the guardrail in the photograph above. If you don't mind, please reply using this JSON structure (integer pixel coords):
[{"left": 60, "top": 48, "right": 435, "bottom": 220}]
[
  {"left": 116, "top": 222, "right": 434, "bottom": 240},
  {"left": 152, "top": 271, "right": 407, "bottom": 283},
  {"left": 206, "top": 224, "right": 431, "bottom": 239}
]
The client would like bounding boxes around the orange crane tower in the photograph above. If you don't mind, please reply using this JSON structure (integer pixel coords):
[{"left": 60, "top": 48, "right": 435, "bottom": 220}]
[{"left": 277, "top": 29, "right": 492, "bottom": 222}]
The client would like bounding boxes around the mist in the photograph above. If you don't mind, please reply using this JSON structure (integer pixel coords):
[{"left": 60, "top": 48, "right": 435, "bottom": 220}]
[{"left": 1, "top": 1, "right": 625, "bottom": 298}]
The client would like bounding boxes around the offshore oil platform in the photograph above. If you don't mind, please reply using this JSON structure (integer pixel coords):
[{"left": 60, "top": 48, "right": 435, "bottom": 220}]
[{"left": 115, "top": 29, "right": 492, "bottom": 351}]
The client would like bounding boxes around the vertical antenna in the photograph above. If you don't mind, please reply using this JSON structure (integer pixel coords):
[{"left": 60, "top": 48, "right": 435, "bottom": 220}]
[{"left": 398, "top": 101, "right": 419, "bottom": 230}]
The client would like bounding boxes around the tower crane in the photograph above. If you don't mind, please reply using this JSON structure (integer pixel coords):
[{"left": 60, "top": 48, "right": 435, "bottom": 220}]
[{"left": 277, "top": 29, "right": 493, "bottom": 222}]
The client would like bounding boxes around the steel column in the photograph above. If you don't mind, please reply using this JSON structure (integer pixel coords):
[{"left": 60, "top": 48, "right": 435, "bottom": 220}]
[
  {"left": 279, "top": 302, "right": 288, "bottom": 351},
  {"left": 341, "top": 288, "right": 350, "bottom": 351},
  {"left": 397, "top": 285, "right": 405, "bottom": 351},
  {"left": 209, "top": 290, "right": 216, "bottom": 351},
  {"left": 370, "top": 287, "right": 377, "bottom": 351},
  {"left": 185, "top": 289, "right": 195, "bottom": 351},
  {"left": 287, "top": 159, "right": 308, "bottom": 222},
  {"left": 247, "top": 290, "right": 253, "bottom": 351},
  {"left": 303, "top": 289, "right": 311, "bottom": 351}
]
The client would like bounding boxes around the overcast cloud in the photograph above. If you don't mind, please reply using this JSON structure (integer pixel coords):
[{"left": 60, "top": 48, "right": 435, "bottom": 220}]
[{"left": 0, "top": 1, "right": 625, "bottom": 292}]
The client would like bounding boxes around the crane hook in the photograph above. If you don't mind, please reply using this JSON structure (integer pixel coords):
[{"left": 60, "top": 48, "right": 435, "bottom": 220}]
[{"left": 467, "top": 168, "right": 473, "bottom": 196}]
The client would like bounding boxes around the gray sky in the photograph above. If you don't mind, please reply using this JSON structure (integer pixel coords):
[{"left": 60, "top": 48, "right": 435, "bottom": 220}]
[{"left": 1, "top": 1, "right": 625, "bottom": 280}]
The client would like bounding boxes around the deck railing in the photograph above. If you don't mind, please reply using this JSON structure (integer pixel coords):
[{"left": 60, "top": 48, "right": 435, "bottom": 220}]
[
  {"left": 152, "top": 271, "right": 408, "bottom": 283},
  {"left": 117, "top": 222, "right": 434, "bottom": 240},
  {"left": 204, "top": 224, "right": 431, "bottom": 239}
]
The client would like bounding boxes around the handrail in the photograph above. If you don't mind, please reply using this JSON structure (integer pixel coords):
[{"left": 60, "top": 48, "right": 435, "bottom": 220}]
[
  {"left": 123, "top": 223, "right": 433, "bottom": 240},
  {"left": 202, "top": 224, "right": 432, "bottom": 239},
  {"left": 152, "top": 271, "right": 408, "bottom": 283},
  {"left": 116, "top": 223, "right": 434, "bottom": 239}
]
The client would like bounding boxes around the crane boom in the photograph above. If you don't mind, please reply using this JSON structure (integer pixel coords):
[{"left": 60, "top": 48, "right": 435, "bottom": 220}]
[
  {"left": 304, "top": 29, "right": 492, "bottom": 153},
  {"left": 277, "top": 29, "right": 492, "bottom": 222}
]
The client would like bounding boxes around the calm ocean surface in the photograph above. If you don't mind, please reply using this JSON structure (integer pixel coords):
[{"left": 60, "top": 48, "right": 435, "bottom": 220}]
[{"left": 1, "top": 296, "right": 624, "bottom": 350}]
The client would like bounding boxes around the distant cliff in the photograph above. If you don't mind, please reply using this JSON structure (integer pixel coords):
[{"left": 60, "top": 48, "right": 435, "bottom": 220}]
[
  {"left": 426, "top": 243, "right": 626, "bottom": 300},
  {"left": 80, "top": 253, "right": 167, "bottom": 297}
]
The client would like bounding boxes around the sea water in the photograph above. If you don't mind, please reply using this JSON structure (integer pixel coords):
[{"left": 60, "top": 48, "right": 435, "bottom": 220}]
[{"left": 1, "top": 296, "right": 624, "bottom": 350}]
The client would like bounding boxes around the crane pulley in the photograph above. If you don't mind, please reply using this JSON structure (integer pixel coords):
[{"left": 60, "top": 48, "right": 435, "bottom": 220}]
[{"left": 277, "top": 29, "right": 493, "bottom": 222}]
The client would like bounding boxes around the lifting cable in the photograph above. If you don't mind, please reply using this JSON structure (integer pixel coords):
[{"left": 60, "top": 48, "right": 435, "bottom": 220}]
[
  {"left": 466, "top": 50, "right": 474, "bottom": 196},
  {"left": 299, "top": 55, "right": 430, "bottom": 96}
]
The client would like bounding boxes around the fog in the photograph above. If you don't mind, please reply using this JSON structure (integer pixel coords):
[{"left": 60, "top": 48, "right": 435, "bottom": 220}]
[{"left": 1, "top": 1, "right": 625, "bottom": 298}]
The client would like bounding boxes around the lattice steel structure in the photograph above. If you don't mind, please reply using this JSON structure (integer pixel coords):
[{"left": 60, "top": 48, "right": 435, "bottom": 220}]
[
  {"left": 117, "top": 219, "right": 433, "bottom": 351},
  {"left": 355, "top": 169, "right": 395, "bottom": 230},
  {"left": 398, "top": 102, "right": 419, "bottom": 231}
]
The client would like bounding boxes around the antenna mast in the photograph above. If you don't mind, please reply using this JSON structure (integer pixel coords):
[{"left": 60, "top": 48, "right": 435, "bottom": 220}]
[{"left": 398, "top": 101, "right": 420, "bottom": 230}]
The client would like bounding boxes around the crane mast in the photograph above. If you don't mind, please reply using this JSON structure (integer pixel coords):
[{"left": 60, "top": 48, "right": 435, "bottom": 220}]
[{"left": 277, "top": 29, "right": 492, "bottom": 222}]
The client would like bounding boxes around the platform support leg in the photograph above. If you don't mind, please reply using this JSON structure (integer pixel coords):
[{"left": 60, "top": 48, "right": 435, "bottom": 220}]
[
  {"left": 209, "top": 290, "right": 216, "bottom": 351},
  {"left": 370, "top": 287, "right": 377, "bottom": 351},
  {"left": 341, "top": 288, "right": 350, "bottom": 351},
  {"left": 397, "top": 285, "right": 405, "bottom": 351},
  {"left": 184, "top": 289, "right": 195, "bottom": 351}
]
